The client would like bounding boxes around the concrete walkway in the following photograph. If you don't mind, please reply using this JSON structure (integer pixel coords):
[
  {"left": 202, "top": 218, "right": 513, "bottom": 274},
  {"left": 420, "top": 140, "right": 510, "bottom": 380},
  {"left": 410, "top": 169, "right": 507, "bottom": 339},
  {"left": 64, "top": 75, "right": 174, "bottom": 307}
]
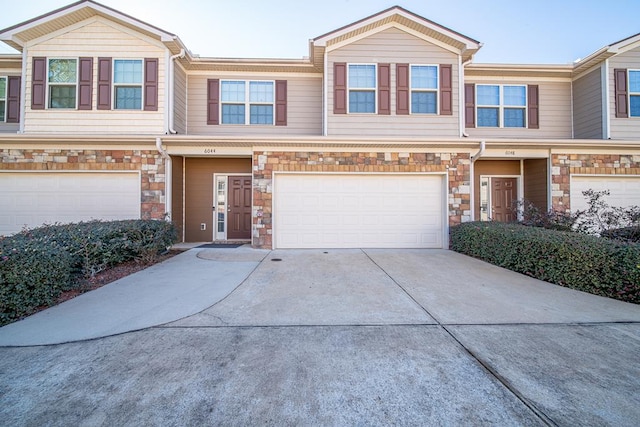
[{"left": 1, "top": 248, "right": 639, "bottom": 426}]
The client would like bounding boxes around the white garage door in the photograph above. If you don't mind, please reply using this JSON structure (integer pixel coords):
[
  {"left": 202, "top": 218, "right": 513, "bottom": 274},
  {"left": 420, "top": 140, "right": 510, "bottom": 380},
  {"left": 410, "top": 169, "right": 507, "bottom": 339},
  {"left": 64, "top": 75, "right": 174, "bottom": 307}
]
[
  {"left": 570, "top": 175, "right": 640, "bottom": 212},
  {"left": 274, "top": 174, "right": 445, "bottom": 249},
  {"left": 0, "top": 172, "right": 141, "bottom": 236}
]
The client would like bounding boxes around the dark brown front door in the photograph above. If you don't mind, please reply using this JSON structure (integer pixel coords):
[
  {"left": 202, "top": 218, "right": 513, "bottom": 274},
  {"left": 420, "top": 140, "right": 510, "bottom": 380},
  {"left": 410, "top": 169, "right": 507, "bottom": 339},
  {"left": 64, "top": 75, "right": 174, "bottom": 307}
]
[
  {"left": 492, "top": 178, "right": 517, "bottom": 222},
  {"left": 227, "top": 176, "right": 252, "bottom": 239}
]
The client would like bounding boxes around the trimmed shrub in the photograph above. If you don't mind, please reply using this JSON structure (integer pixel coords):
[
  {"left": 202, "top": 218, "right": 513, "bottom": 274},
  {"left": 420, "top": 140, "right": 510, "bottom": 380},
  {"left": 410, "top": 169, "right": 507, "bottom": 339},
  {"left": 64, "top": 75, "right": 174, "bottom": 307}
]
[
  {"left": 0, "top": 237, "right": 73, "bottom": 325},
  {"left": 601, "top": 226, "right": 640, "bottom": 243},
  {"left": 0, "top": 219, "right": 177, "bottom": 326},
  {"left": 450, "top": 222, "right": 640, "bottom": 304}
]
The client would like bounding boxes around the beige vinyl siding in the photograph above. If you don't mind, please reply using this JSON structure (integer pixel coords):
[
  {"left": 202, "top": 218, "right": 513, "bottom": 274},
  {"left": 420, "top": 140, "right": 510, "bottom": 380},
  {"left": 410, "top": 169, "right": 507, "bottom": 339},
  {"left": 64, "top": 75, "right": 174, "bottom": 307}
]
[
  {"left": 465, "top": 80, "right": 572, "bottom": 139},
  {"left": 173, "top": 64, "right": 187, "bottom": 134},
  {"left": 573, "top": 68, "right": 603, "bottom": 139},
  {"left": 24, "top": 18, "right": 166, "bottom": 134},
  {"left": 609, "top": 48, "right": 640, "bottom": 139},
  {"left": 327, "top": 27, "right": 460, "bottom": 137},
  {"left": 187, "top": 74, "right": 322, "bottom": 136}
]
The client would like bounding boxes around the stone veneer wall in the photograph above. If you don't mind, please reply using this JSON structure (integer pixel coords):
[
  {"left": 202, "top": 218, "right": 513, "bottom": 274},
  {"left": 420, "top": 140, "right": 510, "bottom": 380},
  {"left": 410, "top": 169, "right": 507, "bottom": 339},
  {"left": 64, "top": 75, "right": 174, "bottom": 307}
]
[
  {"left": 252, "top": 151, "right": 471, "bottom": 248},
  {"left": 551, "top": 153, "right": 640, "bottom": 212},
  {"left": 0, "top": 148, "right": 166, "bottom": 219}
]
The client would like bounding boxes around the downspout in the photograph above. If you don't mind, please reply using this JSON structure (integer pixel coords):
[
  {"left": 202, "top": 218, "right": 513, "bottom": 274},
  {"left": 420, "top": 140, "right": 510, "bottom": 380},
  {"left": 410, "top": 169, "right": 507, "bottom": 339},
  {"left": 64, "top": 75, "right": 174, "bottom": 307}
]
[
  {"left": 602, "top": 59, "right": 611, "bottom": 139},
  {"left": 460, "top": 57, "right": 473, "bottom": 137},
  {"left": 469, "top": 140, "right": 486, "bottom": 222},
  {"left": 323, "top": 48, "right": 328, "bottom": 136},
  {"left": 19, "top": 47, "right": 27, "bottom": 134},
  {"left": 156, "top": 137, "right": 172, "bottom": 222},
  {"left": 167, "top": 48, "right": 185, "bottom": 134}
]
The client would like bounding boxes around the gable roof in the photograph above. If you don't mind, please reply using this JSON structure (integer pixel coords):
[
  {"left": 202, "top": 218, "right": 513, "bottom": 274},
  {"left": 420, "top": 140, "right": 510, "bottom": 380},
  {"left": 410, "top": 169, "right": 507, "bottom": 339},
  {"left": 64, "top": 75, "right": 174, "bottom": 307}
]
[
  {"left": 0, "top": 0, "right": 186, "bottom": 55},
  {"left": 312, "top": 6, "right": 482, "bottom": 62},
  {"left": 573, "top": 32, "right": 640, "bottom": 76}
]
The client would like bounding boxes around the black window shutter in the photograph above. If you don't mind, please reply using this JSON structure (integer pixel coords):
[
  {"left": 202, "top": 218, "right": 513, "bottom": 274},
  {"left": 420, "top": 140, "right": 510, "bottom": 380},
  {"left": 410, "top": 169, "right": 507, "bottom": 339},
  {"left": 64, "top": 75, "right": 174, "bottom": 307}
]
[
  {"left": 440, "top": 64, "right": 452, "bottom": 115},
  {"left": 78, "top": 57, "right": 93, "bottom": 110},
  {"left": 614, "top": 68, "right": 628, "bottom": 118},
  {"left": 6, "top": 76, "right": 21, "bottom": 122},
  {"left": 207, "top": 79, "right": 219, "bottom": 125},
  {"left": 334, "top": 62, "right": 347, "bottom": 114},
  {"left": 97, "top": 57, "right": 112, "bottom": 110},
  {"left": 31, "top": 57, "right": 46, "bottom": 110},
  {"left": 464, "top": 83, "right": 475, "bottom": 128},
  {"left": 144, "top": 58, "right": 158, "bottom": 111}
]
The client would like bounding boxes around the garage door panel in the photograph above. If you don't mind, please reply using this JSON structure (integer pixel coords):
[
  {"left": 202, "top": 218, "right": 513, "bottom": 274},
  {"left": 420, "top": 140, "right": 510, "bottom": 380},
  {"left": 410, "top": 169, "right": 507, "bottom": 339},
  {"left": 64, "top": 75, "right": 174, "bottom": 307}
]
[
  {"left": 571, "top": 176, "right": 640, "bottom": 212},
  {"left": 275, "top": 174, "right": 445, "bottom": 249},
  {"left": 0, "top": 172, "right": 140, "bottom": 236}
]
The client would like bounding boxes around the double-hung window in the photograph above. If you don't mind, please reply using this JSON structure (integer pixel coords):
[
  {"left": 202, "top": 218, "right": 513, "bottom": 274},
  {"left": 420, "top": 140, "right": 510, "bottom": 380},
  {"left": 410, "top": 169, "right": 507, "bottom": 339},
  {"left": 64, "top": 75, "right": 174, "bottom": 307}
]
[
  {"left": 48, "top": 59, "right": 77, "bottom": 109},
  {"left": 348, "top": 64, "right": 376, "bottom": 113},
  {"left": 630, "top": 70, "right": 640, "bottom": 117},
  {"left": 477, "top": 84, "right": 526, "bottom": 127},
  {"left": 221, "top": 80, "right": 274, "bottom": 125},
  {"left": 0, "top": 77, "right": 5, "bottom": 121},
  {"left": 411, "top": 65, "right": 438, "bottom": 114},
  {"left": 114, "top": 59, "right": 143, "bottom": 110}
]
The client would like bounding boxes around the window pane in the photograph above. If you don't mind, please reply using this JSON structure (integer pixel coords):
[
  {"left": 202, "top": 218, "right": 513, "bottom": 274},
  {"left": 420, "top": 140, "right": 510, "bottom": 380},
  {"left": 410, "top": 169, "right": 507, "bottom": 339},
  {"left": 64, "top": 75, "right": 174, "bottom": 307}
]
[
  {"left": 631, "top": 95, "right": 640, "bottom": 117},
  {"left": 504, "top": 86, "right": 526, "bottom": 106},
  {"left": 477, "top": 107, "right": 499, "bottom": 127},
  {"left": 115, "top": 87, "right": 142, "bottom": 109},
  {"left": 250, "top": 104, "right": 273, "bottom": 124},
  {"left": 411, "top": 66, "right": 437, "bottom": 89},
  {"left": 411, "top": 91, "right": 437, "bottom": 114},
  {"left": 221, "top": 81, "right": 245, "bottom": 102},
  {"left": 114, "top": 60, "right": 142, "bottom": 84},
  {"left": 629, "top": 70, "right": 640, "bottom": 93},
  {"left": 504, "top": 108, "right": 525, "bottom": 127},
  {"left": 48, "top": 59, "right": 77, "bottom": 83},
  {"left": 249, "top": 82, "right": 273, "bottom": 102},
  {"left": 222, "top": 104, "right": 245, "bottom": 124},
  {"left": 0, "top": 78, "right": 5, "bottom": 99},
  {"left": 0, "top": 101, "right": 5, "bottom": 121},
  {"left": 348, "top": 65, "right": 375, "bottom": 88},
  {"left": 49, "top": 86, "right": 76, "bottom": 108},
  {"left": 477, "top": 85, "right": 499, "bottom": 105},
  {"left": 349, "top": 91, "right": 375, "bottom": 113}
]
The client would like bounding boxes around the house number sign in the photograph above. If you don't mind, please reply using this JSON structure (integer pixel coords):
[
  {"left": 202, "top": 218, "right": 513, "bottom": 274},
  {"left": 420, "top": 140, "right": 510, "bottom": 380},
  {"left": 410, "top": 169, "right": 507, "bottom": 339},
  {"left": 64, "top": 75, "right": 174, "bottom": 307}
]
[
  {"left": 505, "top": 150, "right": 516, "bottom": 156},
  {"left": 204, "top": 148, "right": 216, "bottom": 154}
]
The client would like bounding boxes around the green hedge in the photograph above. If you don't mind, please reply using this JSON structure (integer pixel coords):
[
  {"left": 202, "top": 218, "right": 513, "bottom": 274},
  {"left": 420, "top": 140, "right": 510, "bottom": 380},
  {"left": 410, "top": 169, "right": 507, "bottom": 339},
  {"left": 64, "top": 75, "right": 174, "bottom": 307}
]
[
  {"left": 0, "top": 219, "right": 177, "bottom": 326},
  {"left": 601, "top": 226, "right": 640, "bottom": 243},
  {"left": 450, "top": 222, "right": 640, "bottom": 304}
]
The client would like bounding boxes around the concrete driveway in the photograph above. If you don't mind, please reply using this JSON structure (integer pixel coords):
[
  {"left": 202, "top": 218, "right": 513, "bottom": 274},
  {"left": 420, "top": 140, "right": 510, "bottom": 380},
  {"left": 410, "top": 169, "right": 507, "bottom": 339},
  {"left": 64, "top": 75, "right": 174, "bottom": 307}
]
[{"left": 1, "top": 248, "right": 639, "bottom": 426}]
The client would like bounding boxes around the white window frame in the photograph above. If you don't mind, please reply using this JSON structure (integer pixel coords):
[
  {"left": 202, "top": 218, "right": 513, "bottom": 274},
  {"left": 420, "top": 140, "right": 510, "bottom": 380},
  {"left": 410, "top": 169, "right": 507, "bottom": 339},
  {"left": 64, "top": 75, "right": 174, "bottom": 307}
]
[
  {"left": 629, "top": 69, "right": 640, "bottom": 118},
  {"left": 47, "top": 58, "right": 78, "bottom": 109},
  {"left": 347, "top": 63, "right": 377, "bottom": 114},
  {"left": 220, "top": 79, "right": 275, "bottom": 125},
  {"left": 410, "top": 64, "right": 439, "bottom": 115},
  {"left": 0, "top": 76, "right": 6, "bottom": 122},
  {"left": 476, "top": 84, "right": 527, "bottom": 128},
  {"left": 113, "top": 58, "right": 144, "bottom": 111}
]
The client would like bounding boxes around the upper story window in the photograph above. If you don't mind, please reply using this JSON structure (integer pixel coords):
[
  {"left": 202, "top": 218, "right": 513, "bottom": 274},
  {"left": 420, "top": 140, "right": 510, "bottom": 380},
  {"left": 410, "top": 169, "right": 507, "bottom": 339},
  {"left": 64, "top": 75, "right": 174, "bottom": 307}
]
[
  {"left": 477, "top": 84, "right": 526, "bottom": 127},
  {"left": 0, "top": 77, "right": 6, "bottom": 121},
  {"left": 48, "top": 59, "right": 77, "bottom": 109},
  {"left": 630, "top": 70, "right": 640, "bottom": 117},
  {"left": 220, "top": 80, "right": 274, "bottom": 125},
  {"left": 348, "top": 64, "right": 376, "bottom": 113},
  {"left": 114, "top": 59, "right": 143, "bottom": 110},
  {"left": 411, "top": 65, "right": 438, "bottom": 114}
]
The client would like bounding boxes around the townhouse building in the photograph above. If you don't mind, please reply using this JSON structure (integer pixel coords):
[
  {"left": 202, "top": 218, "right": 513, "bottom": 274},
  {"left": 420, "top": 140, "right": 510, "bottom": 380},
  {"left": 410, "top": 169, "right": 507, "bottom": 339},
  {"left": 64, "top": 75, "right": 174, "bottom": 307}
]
[{"left": 1, "top": 1, "right": 639, "bottom": 249}]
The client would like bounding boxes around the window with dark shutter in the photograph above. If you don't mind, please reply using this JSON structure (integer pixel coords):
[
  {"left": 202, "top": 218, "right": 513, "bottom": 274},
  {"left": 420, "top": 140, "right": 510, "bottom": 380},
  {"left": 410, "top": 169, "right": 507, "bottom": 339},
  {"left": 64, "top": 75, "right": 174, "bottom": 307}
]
[
  {"left": 31, "top": 57, "right": 46, "bottom": 110},
  {"left": 614, "top": 68, "right": 628, "bottom": 118},
  {"left": 333, "top": 62, "right": 347, "bottom": 114},
  {"left": 440, "top": 64, "right": 452, "bottom": 115},
  {"left": 396, "top": 63, "right": 409, "bottom": 115},
  {"left": 275, "top": 80, "right": 287, "bottom": 126},
  {"left": 378, "top": 63, "right": 390, "bottom": 115},
  {"left": 6, "top": 76, "right": 20, "bottom": 123},
  {"left": 464, "top": 83, "right": 475, "bottom": 128},
  {"left": 97, "top": 57, "right": 111, "bottom": 110},
  {"left": 144, "top": 58, "right": 158, "bottom": 111},
  {"left": 78, "top": 57, "right": 93, "bottom": 110},
  {"left": 207, "top": 79, "right": 219, "bottom": 125},
  {"left": 527, "top": 85, "right": 539, "bottom": 129}
]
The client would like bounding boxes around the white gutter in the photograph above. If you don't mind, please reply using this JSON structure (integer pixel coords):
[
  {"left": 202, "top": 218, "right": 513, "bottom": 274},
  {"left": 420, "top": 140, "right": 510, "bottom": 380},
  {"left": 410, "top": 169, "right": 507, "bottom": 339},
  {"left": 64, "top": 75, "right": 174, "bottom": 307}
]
[
  {"left": 602, "top": 59, "right": 611, "bottom": 139},
  {"left": 167, "top": 48, "right": 186, "bottom": 134},
  {"left": 19, "top": 47, "right": 27, "bottom": 134},
  {"left": 469, "top": 139, "right": 485, "bottom": 222},
  {"left": 156, "top": 137, "right": 172, "bottom": 221}
]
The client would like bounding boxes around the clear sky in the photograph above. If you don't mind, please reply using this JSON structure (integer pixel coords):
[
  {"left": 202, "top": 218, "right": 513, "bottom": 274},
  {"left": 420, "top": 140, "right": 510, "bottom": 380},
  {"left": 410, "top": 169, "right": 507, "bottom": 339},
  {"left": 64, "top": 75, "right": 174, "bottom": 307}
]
[{"left": 0, "top": 0, "right": 639, "bottom": 64}]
